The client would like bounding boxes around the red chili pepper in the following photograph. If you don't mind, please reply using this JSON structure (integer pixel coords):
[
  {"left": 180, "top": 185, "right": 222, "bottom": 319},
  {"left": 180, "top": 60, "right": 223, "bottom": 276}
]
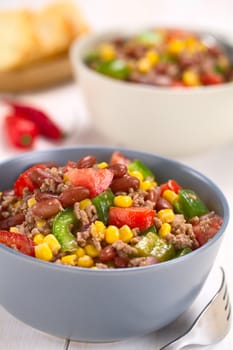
[
  {"left": 4, "top": 114, "right": 38, "bottom": 149},
  {"left": 14, "top": 164, "right": 46, "bottom": 197},
  {"left": 0, "top": 230, "right": 35, "bottom": 256},
  {"left": 4, "top": 100, "right": 63, "bottom": 141}
]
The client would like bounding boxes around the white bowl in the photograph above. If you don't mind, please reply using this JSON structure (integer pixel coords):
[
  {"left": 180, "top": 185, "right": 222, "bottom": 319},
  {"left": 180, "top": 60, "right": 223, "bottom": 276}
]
[{"left": 70, "top": 29, "right": 233, "bottom": 157}]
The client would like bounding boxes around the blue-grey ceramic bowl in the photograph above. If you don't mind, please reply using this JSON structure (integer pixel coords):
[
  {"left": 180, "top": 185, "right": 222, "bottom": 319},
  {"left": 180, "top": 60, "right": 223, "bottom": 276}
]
[{"left": 0, "top": 146, "right": 229, "bottom": 342}]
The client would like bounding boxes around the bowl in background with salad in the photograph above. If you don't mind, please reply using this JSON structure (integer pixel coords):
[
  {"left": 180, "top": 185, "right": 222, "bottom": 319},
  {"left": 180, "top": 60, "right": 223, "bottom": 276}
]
[
  {"left": 0, "top": 145, "right": 229, "bottom": 341},
  {"left": 70, "top": 27, "right": 233, "bottom": 156}
]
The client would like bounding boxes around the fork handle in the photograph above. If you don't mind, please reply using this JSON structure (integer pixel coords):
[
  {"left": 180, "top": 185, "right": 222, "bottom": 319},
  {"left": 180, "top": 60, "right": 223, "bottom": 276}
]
[{"left": 159, "top": 332, "right": 193, "bottom": 350}]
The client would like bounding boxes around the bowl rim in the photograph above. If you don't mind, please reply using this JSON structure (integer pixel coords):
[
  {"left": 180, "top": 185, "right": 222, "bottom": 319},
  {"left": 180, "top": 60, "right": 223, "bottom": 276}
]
[
  {"left": 70, "top": 27, "right": 233, "bottom": 94},
  {"left": 0, "top": 145, "right": 230, "bottom": 274}
]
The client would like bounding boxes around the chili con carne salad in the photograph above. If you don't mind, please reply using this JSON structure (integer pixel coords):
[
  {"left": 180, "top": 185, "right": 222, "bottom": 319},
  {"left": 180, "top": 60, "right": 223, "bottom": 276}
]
[
  {"left": 84, "top": 28, "right": 233, "bottom": 87},
  {"left": 0, "top": 151, "right": 223, "bottom": 268}
]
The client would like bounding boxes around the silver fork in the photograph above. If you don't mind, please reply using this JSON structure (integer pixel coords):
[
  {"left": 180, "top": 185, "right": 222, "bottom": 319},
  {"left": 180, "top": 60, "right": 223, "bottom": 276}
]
[{"left": 160, "top": 267, "right": 231, "bottom": 349}]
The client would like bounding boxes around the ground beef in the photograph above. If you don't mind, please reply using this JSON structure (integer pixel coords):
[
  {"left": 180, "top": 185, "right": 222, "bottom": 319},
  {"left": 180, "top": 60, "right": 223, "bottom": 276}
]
[
  {"left": 112, "top": 240, "right": 138, "bottom": 256},
  {"left": 74, "top": 203, "right": 97, "bottom": 226},
  {"left": 169, "top": 214, "right": 199, "bottom": 249},
  {"left": 128, "top": 256, "right": 158, "bottom": 267},
  {"left": 166, "top": 233, "right": 194, "bottom": 250},
  {"left": 95, "top": 263, "right": 109, "bottom": 269},
  {"left": 76, "top": 230, "right": 91, "bottom": 247}
]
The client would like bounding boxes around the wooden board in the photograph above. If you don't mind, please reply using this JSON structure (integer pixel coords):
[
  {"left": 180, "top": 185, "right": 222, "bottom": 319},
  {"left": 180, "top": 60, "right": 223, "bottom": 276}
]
[{"left": 0, "top": 53, "right": 74, "bottom": 93}]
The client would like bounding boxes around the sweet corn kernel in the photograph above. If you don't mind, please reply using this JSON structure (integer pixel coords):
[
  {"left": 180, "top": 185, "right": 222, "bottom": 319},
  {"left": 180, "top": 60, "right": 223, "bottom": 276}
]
[
  {"left": 27, "top": 197, "right": 36, "bottom": 207},
  {"left": 63, "top": 173, "right": 70, "bottom": 183},
  {"left": 13, "top": 200, "right": 22, "bottom": 209},
  {"left": 159, "top": 223, "right": 171, "bottom": 238},
  {"left": 168, "top": 39, "right": 185, "bottom": 54},
  {"left": 9, "top": 227, "right": 20, "bottom": 233},
  {"left": 157, "top": 209, "right": 175, "bottom": 223},
  {"left": 44, "top": 234, "right": 61, "bottom": 254},
  {"left": 85, "top": 244, "right": 99, "bottom": 257},
  {"left": 76, "top": 247, "right": 85, "bottom": 257},
  {"left": 162, "top": 189, "right": 178, "bottom": 205},
  {"left": 90, "top": 221, "right": 106, "bottom": 240},
  {"left": 33, "top": 233, "right": 45, "bottom": 245},
  {"left": 35, "top": 243, "right": 53, "bottom": 261},
  {"left": 140, "top": 180, "right": 157, "bottom": 191},
  {"left": 105, "top": 225, "right": 120, "bottom": 244},
  {"left": 182, "top": 70, "right": 200, "bottom": 86},
  {"left": 36, "top": 220, "right": 46, "bottom": 228},
  {"left": 79, "top": 198, "right": 92, "bottom": 210},
  {"left": 137, "top": 57, "right": 151, "bottom": 73},
  {"left": 128, "top": 170, "right": 144, "bottom": 182},
  {"left": 97, "top": 162, "right": 108, "bottom": 169},
  {"left": 99, "top": 43, "right": 116, "bottom": 61},
  {"left": 77, "top": 255, "right": 94, "bottom": 268},
  {"left": 114, "top": 195, "right": 133, "bottom": 208},
  {"left": 119, "top": 225, "right": 133, "bottom": 243},
  {"left": 61, "top": 254, "right": 77, "bottom": 266},
  {"left": 146, "top": 50, "right": 159, "bottom": 66}
]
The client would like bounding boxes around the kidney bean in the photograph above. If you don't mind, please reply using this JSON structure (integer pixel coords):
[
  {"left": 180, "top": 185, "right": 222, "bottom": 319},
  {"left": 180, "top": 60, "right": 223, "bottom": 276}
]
[
  {"left": 114, "top": 255, "right": 129, "bottom": 268},
  {"left": 145, "top": 187, "right": 161, "bottom": 203},
  {"left": 107, "top": 163, "right": 127, "bottom": 178},
  {"left": 29, "top": 168, "right": 61, "bottom": 187},
  {"left": 59, "top": 186, "right": 90, "bottom": 208},
  {"left": 32, "top": 198, "right": 62, "bottom": 219},
  {"left": 0, "top": 213, "right": 25, "bottom": 230},
  {"left": 77, "top": 155, "right": 97, "bottom": 169},
  {"left": 35, "top": 192, "right": 59, "bottom": 201},
  {"left": 99, "top": 246, "right": 116, "bottom": 263},
  {"left": 110, "top": 175, "right": 140, "bottom": 193},
  {"left": 155, "top": 197, "right": 173, "bottom": 211}
]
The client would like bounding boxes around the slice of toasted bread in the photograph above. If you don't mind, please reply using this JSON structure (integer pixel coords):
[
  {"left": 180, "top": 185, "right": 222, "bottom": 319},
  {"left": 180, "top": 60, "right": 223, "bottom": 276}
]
[
  {"left": 0, "top": 1, "right": 90, "bottom": 73},
  {"left": 0, "top": 10, "right": 40, "bottom": 71}
]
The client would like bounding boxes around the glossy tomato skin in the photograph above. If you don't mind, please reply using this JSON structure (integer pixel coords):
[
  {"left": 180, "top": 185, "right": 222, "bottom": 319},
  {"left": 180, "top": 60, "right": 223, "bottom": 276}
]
[
  {"left": 160, "top": 179, "right": 181, "bottom": 194},
  {"left": 67, "top": 168, "right": 114, "bottom": 198},
  {"left": 14, "top": 164, "right": 46, "bottom": 197},
  {"left": 0, "top": 230, "right": 35, "bottom": 256},
  {"left": 192, "top": 213, "right": 223, "bottom": 246},
  {"left": 109, "top": 207, "right": 155, "bottom": 230}
]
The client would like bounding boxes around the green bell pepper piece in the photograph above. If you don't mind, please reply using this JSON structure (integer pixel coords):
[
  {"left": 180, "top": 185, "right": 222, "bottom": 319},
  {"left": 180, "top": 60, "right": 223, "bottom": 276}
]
[
  {"left": 128, "top": 159, "right": 155, "bottom": 180},
  {"left": 92, "top": 189, "right": 115, "bottom": 225},
  {"left": 84, "top": 51, "right": 99, "bottom": 64},
  {"left": 136, "top": 31, "right": 162, "bottom": 46},
  {"left": 52, "top": 207, "right": 78, "bottom": 252},
  {"left": 175, "top": 189, "right": 209, "bottom": 220},
  {"left": 176, "top": 247, "right": 192, "bottom": 258},
  {"left": 95, "top": 59, "right": 130, "bottom": 80},
  {"left": 141, "top": 225, "right": 157, "bottom": 235},
  {"left": 135, "top": 232, "right": 175, "bottom": 262},
  {"left": 150, "top": 235, "right": 176, "bottom": 262}
]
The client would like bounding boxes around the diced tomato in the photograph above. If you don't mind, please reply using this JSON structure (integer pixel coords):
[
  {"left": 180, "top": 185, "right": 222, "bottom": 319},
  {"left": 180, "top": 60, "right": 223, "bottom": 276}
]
[
  {"left": 201, "top": 73, "right": 223, "bottom": 85},
  {"left": 14, "top": 164, "right": 46, "bottom": 197},
  {"left": 110, "top": 151, "right": 130, "bottom": 166},
  {"left": 160, "top": 179, "right": 181, "bottom": 194},
  {"left": 192, "top": 213, "right": 223, "bottom": 246},
  {"left": 67, "top": 168, "right": 114, "bottom": 198},
  {"left": 0, "top": 230, "right": 35, "bottom": 256},
  {"left": 63, "top": 160, "right": 77, "bottom": 172},
  {"left": 109, "top": 207, "right": 155, "bottom": 230}
]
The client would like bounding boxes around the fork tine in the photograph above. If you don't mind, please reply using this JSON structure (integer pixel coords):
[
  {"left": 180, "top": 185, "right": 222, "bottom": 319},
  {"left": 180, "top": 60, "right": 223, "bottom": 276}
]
[{"left": 227, "top": 303, "right": 231, "bottom": 321}]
